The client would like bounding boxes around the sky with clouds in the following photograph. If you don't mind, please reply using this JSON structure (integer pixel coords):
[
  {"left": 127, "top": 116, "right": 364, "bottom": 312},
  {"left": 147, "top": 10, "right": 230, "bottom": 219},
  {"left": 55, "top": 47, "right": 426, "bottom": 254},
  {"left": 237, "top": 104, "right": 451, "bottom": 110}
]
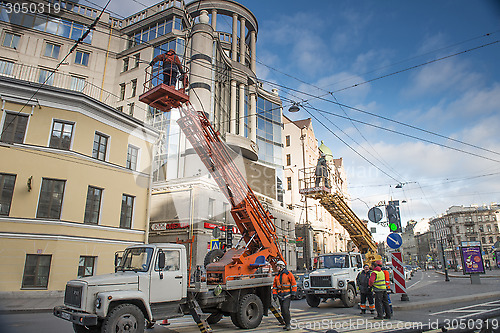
[{"left": 95, "top": 0, "right": 500, "bottom": 241}]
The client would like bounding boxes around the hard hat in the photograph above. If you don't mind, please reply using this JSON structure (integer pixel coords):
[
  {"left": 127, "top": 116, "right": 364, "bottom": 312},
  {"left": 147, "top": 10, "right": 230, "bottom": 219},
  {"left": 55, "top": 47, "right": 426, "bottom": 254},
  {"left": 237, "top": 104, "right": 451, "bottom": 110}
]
[
  {"left": 276, "top": 260, "right": 286, "bottom": 267},
  {"left": 375, "top": 260, "right": 383, "bottom": 266}
]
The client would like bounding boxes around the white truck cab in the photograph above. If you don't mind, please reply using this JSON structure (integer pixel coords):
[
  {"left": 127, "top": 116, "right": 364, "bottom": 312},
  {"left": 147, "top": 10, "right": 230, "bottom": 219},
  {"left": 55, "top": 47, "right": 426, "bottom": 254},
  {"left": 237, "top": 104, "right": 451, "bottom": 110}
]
[{"left": 302, "top": 252, "right": 363, "bottom": 308}]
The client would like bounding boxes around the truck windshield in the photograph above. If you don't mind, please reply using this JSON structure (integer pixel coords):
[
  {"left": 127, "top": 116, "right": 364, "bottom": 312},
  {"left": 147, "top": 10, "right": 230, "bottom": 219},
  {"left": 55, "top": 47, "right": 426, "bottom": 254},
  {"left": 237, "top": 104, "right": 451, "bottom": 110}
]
[
  {"left": 317, "top": 255, "right": 349, "bottom": 268},
  {"left": 117, "top": 247, "right": 153, "bottom": 272}
]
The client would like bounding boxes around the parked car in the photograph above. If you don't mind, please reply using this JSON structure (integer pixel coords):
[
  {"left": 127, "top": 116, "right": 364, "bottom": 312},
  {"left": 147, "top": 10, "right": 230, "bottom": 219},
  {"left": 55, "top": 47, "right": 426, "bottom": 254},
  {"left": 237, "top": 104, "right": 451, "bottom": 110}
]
[
  {"left": 292, "top": 273, "right": 306, "bottom": 300},
  {"left": 404, "top": 267, "right": 412, "bottom": 280}
]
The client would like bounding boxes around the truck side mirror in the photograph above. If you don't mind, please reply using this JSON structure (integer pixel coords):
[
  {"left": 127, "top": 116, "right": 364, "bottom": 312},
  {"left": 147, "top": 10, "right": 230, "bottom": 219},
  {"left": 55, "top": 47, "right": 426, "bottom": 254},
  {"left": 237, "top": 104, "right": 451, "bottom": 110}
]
[
  {"left": 114, "top": 251, "right": 124, "bottom": 272},
  {"left": 158, "top": 250, "right": 165, "bottom": 270}
]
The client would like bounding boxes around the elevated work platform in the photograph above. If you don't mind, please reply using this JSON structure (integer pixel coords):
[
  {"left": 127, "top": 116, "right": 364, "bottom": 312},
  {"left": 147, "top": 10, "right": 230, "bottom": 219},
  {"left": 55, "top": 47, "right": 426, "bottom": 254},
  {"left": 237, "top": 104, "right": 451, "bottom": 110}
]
[{"left": 299, "top": 167, "right": 377, "bottom": 255}]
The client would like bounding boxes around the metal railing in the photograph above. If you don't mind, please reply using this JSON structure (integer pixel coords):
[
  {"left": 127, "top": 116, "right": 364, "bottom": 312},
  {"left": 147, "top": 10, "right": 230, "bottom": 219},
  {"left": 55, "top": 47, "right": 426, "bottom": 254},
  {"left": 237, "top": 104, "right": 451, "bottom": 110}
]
[{"left": 0, "top": 62, "right": 118, "bottom": 104}]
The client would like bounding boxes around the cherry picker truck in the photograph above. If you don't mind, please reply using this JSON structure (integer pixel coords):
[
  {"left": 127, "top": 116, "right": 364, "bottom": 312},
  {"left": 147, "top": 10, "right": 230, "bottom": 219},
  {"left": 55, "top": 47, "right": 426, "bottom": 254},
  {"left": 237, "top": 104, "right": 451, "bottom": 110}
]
[{"left": 53, "top": 59, "right": 287, "bottom": 333}]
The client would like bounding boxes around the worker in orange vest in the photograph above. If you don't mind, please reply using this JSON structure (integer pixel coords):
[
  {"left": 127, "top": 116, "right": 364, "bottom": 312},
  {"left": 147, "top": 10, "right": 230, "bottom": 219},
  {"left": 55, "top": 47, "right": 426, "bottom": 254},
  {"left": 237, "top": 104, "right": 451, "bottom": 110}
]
[
  {"left": 383, "top": 267, "right": 393, "bottom": 315},
  {"left": 149, "top": 49, "right": 185, "bottom": 87},
  {"left": 273, "top": 260, "right": 297, "bottom": 331}
]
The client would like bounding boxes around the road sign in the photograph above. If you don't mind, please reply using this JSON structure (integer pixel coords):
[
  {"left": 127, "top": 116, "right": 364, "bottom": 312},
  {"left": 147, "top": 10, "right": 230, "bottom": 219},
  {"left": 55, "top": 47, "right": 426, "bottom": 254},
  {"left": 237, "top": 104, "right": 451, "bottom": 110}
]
[
  {"left": 387, "top": 233, "right": 403, "bottom": 249},
  {"left": 391, "top": 252, "right": 407, "bottom": 294},
  {"left": 210, "top": 239, "right": 220, "bottom": 250},
  {"left": 212, "top": 227, "right": 221, "bottom": 239},
  {"left": 368, "top": 207, "right": 383, "bottom": 223}
]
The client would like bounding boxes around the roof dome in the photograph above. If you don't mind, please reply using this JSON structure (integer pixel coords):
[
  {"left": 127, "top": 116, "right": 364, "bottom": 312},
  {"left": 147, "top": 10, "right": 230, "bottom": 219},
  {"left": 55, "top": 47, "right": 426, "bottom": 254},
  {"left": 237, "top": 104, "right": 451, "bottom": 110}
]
[{"left": 318, "top": 140, "right": 333, "bottom": 162}]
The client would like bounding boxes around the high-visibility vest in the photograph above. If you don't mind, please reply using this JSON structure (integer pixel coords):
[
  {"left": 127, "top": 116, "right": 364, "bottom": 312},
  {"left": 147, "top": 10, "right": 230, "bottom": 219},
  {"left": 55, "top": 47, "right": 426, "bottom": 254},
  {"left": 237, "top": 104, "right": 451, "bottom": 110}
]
[
  {"left": 273, "top": 271, "right": 297, "bottom": 295},
  {"left": 372, "top": 271, "right": 386, "bottom": 291}
]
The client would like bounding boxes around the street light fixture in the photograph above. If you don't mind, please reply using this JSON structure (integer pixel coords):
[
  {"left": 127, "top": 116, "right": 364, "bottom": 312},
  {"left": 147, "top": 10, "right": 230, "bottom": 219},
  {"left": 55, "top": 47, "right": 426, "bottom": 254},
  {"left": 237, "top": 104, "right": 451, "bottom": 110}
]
[{"left": 289, "top": 103, "right": 300, "bottom": 113}]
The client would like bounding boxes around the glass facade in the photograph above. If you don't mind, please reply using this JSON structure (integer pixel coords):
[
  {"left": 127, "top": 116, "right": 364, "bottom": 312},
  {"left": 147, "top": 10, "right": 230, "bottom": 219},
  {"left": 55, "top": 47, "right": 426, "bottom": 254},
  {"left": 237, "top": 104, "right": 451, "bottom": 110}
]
[
  {"left": 0, "top": 5, "right": 92, "bottom": 44},
  {"left": 256, "top": 96, "right": 284, "bottom": 202},
  {"left": 129, "top": 17, "right": 183, "bottom": 48}
]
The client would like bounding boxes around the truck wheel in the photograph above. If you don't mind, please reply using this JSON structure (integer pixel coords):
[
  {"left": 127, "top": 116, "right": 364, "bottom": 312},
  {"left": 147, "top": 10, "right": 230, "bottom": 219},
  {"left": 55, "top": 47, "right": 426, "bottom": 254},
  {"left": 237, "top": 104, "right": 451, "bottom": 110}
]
[
  {"left": 206, "top": 312, "right": 223, "bottom": 324},
  {"left": 72, "top": 324, "right": 101, "bottom": 333},
  {"left": 341, "top": 284, "right": 356, "bottom": 307},
  {"left": 204, "top": 249, "right": 224, "bottom": 268},
  {"left": 230, "top": 312, "right": 242, "bottom": 328},
  {"left": 306, "top": 294, "right": 321, "bottom": 307},
  {"left": 102, "top": 304, "right": 145, "bottom": 333},
  {"left": 234, "top": 294, "right": 263, "bottom": 329}
]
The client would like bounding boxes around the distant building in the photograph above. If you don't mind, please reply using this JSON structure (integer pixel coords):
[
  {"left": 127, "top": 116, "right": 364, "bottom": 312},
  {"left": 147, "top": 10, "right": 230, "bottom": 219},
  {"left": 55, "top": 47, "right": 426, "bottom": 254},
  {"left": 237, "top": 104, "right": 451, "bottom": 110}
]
[
  {"left": 429, "top": 204, "right": 500, "bottom": 269},
  {"left": 401, "top": 220, "right": 418, "bottom": 264}
]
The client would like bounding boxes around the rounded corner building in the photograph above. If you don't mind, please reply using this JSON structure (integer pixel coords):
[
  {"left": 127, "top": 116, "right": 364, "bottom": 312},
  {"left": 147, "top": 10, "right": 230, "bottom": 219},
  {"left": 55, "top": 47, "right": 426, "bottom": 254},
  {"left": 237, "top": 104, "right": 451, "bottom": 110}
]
[{"left": 144, "top": 0, "right": 295, "bottom": 269}]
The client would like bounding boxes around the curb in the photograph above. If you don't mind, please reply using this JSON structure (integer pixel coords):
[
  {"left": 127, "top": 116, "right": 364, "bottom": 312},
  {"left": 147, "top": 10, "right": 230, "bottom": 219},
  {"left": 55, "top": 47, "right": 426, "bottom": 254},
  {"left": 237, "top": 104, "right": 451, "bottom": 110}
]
[
  {"left": 392, "top": 291, "right": 500, "bottom": 310},
  {"left": 434, "top": 271, "right": 500, "bottom": 278}
]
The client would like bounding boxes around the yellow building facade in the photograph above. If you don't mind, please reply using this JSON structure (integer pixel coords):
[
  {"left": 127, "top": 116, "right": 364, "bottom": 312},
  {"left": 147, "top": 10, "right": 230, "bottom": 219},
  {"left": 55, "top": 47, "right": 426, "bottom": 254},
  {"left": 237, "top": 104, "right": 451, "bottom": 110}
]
[{"left": 0, "top": 78, "right": 158, "bottom": 293}]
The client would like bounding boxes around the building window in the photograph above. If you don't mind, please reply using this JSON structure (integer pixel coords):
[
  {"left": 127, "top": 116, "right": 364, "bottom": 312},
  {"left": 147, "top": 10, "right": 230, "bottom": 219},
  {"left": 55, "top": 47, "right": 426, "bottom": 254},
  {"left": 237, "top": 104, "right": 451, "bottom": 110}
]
[
  {"left": 22, "top": 254, "right": 52, "bottom": 289},
  {"left": 455, "top": 226, "right": 460, "bottom": 233},
  {"left": 286, "top": 154, "right": 291, "bottom": 166},
  {"left": 36, "top": 178, "right": 65, "bottom": 219},
  {"left": 489, "top": 236, "right": 494, "bottom": 244},
  {"left": 92, "top": 132, "right": 108, "bottom": 161},
  {"left": 1, "top": 112, "right": 29, "bottom": 143},
  {"left": 120, "top": 194, "right": 134, "bottom": 229},
  {"left": 49, "top": 120, "right": 74, "bottom": 150},
  {"left": 487, "top": 224, "right": 492, "bottom": 232},
  {"left": 123, "top": 58, "right": 129, "bottom": 72},
  {"left": 70, "top": 76, "right": 85, "bottom": 92},
  {"left": 0, "top": 173, "right": 16, "bottom": 216},
  {"left": 285, "top": 135, "right": 290, "bottom": 147},
  {"left": 287, "top": 177, "right": 292, "bottom": 191},
  {"left": 134, "top": 53, "right": 140, "bottom": 68},
  {"left": 479, "top": 225, "right": 484, "bottom": 232},
  {"left": 208, "top": 198, "right": 215, "bottom": 220},
  {"left": 131, "top": 79, "right": 137, "bottom": 97},
  {"left": 84, "top": 186, "right": 102, "bottom": 224},
  {"left": 128, "top": 103, "right": 134, "bottom": 116},
  {"left": 126, "top": 145, "right": 139, "bottom": 171},
  {"left": 38, "top": 68, "right": 54, "bottom": 85},
  {"left": 119, "top": 83, "right": 126, "bottom": 101},
  {"left": 44, "top": 42, "right": 60, "bottom": 58},
  {"left": 3, "top": 32, "right": 20, "bottom": 49},
  {"left": 482, "top": 237, "right": 486, "bottom": 244},
  {"left": 74, "top": 50, "right": 89, "bottom": 66},
  {"left": 0, "top": 59, "right": 14, "bottom": 75},
  {"left": 78, "top": 256, "right": 96, "bottom": 277}
]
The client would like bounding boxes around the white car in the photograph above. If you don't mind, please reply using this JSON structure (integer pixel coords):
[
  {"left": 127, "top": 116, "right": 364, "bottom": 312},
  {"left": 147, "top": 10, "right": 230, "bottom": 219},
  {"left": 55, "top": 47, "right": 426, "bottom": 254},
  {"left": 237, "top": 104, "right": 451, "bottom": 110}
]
[{"left": 404, "top": 267, "right": 412, "bottom": 280}]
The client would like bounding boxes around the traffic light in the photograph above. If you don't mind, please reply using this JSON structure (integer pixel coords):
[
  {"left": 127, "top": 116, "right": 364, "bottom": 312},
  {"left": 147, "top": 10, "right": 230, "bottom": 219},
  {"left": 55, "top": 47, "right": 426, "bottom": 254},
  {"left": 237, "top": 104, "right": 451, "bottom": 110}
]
[
  {"left": 226, "top": 227, "right": 233, "bottom": 248},
  {"left": 386, "top": 200, "right": 402, "bottom": 233}
]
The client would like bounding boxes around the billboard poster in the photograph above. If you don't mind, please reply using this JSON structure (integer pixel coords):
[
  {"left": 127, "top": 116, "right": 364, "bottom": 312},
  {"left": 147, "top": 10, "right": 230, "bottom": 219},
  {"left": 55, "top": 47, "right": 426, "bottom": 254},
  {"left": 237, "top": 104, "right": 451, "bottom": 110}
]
[{"left": 460, "top": 246, "right": 485, "bottom": 274}]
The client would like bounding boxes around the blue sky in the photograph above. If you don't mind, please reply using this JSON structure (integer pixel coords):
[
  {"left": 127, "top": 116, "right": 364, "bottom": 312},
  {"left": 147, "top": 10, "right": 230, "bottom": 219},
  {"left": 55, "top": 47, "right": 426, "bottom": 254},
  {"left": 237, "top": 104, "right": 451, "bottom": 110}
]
[{"left": 100, "top": 0, "right": 500, "bottom": 240}]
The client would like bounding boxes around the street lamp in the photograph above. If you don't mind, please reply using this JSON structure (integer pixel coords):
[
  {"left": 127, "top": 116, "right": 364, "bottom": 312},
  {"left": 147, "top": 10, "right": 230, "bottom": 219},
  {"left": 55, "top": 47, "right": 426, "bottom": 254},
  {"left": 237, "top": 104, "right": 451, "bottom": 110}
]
[
  {"left": 440, "top": 238, "right": 450, "bottom": 282},
  {"left": 300, "top": 126, "right": 311, "bottom": 270}
]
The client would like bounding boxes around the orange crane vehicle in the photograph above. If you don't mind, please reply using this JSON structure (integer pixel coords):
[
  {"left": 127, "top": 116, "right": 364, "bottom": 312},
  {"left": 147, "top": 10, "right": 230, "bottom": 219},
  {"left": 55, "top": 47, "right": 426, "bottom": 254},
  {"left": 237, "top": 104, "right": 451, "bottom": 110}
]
[{"left": 140, "top": 59, "right": 285, "bottom": 284}]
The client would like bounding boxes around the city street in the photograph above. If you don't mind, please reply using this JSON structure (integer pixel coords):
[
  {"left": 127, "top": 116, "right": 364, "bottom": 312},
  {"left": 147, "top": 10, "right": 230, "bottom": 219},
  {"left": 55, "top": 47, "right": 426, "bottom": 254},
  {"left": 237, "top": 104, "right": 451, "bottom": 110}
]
[{"left": 2, "top": 270, "right": 499, "bottom": 333}]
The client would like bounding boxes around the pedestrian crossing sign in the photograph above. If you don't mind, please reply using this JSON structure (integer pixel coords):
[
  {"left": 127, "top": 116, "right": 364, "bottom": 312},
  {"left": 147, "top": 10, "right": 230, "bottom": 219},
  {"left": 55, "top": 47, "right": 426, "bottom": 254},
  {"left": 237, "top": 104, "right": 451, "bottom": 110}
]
[{"left": 211, "top": 239, "right": 220, "bottom": 250}]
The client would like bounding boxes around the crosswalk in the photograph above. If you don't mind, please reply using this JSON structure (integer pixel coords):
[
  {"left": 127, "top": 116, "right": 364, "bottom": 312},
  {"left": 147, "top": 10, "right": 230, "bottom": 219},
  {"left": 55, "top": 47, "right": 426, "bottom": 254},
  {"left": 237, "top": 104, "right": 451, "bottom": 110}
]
[
  {"left": 430, "top": 299, "right": 500, "bottom": 319},
  {"left": 153, "top": 308, "right": 429, "bottom": 333}
]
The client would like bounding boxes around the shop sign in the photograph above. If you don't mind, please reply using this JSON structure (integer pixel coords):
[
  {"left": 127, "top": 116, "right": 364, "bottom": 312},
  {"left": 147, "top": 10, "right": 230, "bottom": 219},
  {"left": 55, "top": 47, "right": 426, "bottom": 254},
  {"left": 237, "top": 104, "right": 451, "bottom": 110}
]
[
  {"left": 203, "top": 222, "right": 240, "bottom": 234},
  {"left": 151, "top": 222, "right": 189, "bottom": 231}
]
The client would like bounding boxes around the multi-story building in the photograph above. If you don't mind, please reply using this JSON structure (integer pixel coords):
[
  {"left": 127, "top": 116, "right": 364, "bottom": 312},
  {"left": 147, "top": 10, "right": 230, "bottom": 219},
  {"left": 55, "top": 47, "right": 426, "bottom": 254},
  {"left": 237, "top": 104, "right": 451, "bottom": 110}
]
[
  {"left": 0, "top": 0, "right": 297, "bottom": 296},
  {"left": 283, "top": 116, "right": 350, "bottom": 270},
  {"left": 401, "top": 220, "right": 418, "bottom": 264},
  {"left": 429, "top": 204, "right": 500, "bottom": 269}
]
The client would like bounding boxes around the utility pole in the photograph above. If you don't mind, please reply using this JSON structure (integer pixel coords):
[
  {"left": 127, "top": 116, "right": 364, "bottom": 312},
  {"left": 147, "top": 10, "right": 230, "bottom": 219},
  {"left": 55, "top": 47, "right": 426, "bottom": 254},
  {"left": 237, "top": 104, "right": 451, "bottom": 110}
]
[{"left": 300, "top": 126, "right": 310, "bottom": 270}]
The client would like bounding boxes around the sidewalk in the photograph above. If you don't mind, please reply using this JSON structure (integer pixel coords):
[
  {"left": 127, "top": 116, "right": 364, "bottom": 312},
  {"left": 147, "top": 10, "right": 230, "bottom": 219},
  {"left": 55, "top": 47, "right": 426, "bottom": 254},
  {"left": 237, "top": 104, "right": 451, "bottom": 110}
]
[{"left": 391, "top": 270, "right": 500, "bottom": 311}]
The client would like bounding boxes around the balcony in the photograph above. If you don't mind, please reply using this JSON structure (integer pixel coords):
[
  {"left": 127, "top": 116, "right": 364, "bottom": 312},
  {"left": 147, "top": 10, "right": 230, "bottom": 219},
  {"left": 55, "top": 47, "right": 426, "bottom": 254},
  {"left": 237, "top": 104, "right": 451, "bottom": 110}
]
[{"left": 0, "top": 62, "right": 117, "bottom": 105}]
